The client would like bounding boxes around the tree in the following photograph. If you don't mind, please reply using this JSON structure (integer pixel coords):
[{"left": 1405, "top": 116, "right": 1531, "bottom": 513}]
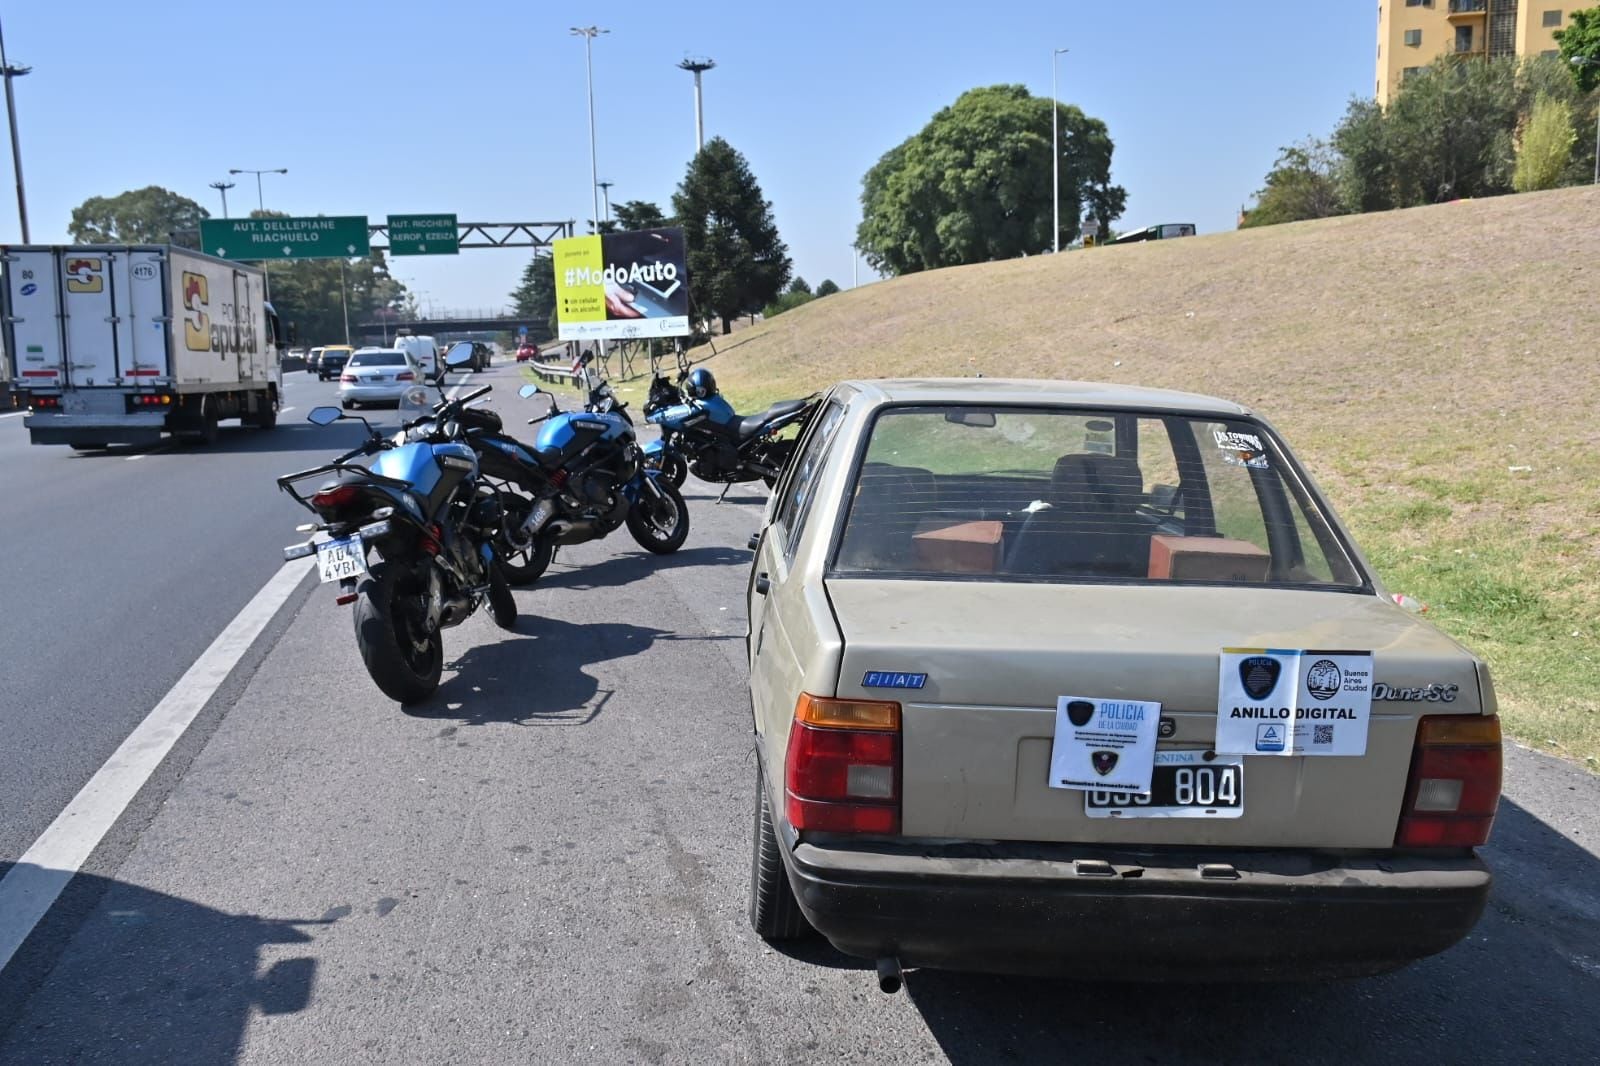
[
  {"left": 1514, "top": 94, "right": 1578, "bottom": 191},
  {"left": 1330, "top": 55, "right": 1588, "bottom": 210},
  {"left": 509, "top": 253, "right": 558, "bottom": 342},
  {"left": 815, "top": 279, "right": 840, "bottom": 297},
  {"left": 854, "top": 85, "right": 1126, "bottom": 275},
  {"left": 787, "top": 276, "right": 811, "bottom": 295},
  {"left": 1556, "top": 8, "right": 1600, "bottom": 92},
  {"left": 68, "top": 186, "right": 209, "bottom": 246},
  {"left": 761, "top": 290, "right": 814, "bottom": 319},
  {"left": 672, "top": 137, "right": 792, "bottom": 334},
  {"left": 612, "top": 200, "right": 669, "bottom": 231},
  {"left": 1239, "top": 139, "right": 1346, "bottom": 228}
]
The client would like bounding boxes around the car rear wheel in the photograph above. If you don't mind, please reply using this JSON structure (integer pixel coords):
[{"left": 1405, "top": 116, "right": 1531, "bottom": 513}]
[{"left": 749, "top": 764, "right": 812, "bottom": 940}]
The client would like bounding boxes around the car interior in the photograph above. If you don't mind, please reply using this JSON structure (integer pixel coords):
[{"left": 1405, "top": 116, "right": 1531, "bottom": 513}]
[{"left": 830, "top": 409, "right": 1355, "bottom": 586}]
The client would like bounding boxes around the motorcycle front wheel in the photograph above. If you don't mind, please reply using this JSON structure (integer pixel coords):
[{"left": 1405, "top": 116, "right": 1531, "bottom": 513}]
[
  {"left": 353, "top": 561, "right": 443, "bottom": 704},
  {"left": 626, "top": 479, "right": 690, "bottom": 554},
  {"left": 496, "top": 494, "right": 556, "bottom": 586},
  {"left": 652, "top": 451, "right": 688, "bottom": 490}
]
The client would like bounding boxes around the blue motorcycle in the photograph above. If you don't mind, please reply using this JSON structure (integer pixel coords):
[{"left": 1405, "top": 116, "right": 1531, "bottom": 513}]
[
  {"left": 277, "top": 349, "right": 516, "bottom": 703},
  {"left": 497, "top": 355, "right": 690, "bottom": 560},
  {"left": 642, "top": 364, "right": 816, "bottom": 490}
]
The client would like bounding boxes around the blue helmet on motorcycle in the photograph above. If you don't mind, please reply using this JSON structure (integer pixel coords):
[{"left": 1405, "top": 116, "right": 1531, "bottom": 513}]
[{"left": 685, "top": 367, "right": 718, "bottom": 401}]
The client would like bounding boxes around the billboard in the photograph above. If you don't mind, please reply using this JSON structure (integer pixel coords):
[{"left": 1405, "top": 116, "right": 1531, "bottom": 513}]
[{"left": 553, "top": 226, "right": 690, "bottom": 341}]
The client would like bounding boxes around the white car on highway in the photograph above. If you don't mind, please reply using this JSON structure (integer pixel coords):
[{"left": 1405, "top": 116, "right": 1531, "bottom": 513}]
[{"left": 338, "top": 348, "right": 423, "bottom": 408}]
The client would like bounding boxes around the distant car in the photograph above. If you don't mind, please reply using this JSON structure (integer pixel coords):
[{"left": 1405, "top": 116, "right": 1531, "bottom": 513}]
[
  {"left": 468, "top": 341, "right": 494, "bottom": 371},
  {"left": 745, "top": 378, "right": 1500, "bottom": 983},
  {"left": 318, "top": 345, "right": 355, "bottom": 381},
  {"left": 392, "top": 333, "right": 440, "bottom": 381},
  {"left": 338, "top": 348, "right": 421, "bottom": 408},
  {"left": 516, "top": 343, "right": 538, "bottom": 363},
  {"left": 305, "top": 347, "right": 326, "bottom": 374}
]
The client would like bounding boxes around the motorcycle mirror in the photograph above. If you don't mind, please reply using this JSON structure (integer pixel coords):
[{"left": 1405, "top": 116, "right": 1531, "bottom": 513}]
[
  {"left": 518, "top": 384, "right": 541, "bottom": 398},
  {"left": 306, "top": 406, "right": 343, "bottom": 426},
  {"left": 444, "top": 342, "right": 475, "bottom": 368}
]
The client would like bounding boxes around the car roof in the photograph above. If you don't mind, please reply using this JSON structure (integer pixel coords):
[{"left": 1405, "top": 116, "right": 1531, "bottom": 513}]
[
  {"left": 842, "top": 378, "right": 1251, "bottom": 417},
  {"left": 352, "top": 347, "right": 403, "bottom": 355}
]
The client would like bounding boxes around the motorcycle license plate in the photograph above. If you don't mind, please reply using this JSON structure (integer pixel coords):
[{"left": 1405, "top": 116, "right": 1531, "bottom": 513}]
[
  {"left": 316, "top": 535, "right": 367, "bottom": 583},
  {"left": 1084, "top": 751, "right": 1243, "bottom": 819}
]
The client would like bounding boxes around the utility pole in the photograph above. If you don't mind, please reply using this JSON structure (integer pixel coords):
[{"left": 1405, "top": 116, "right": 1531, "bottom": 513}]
[
  {"left": 678, "top": 57, "right": 715, "bottom": 154},
  {"left": 0, "top": 16, "right": 31, "bottom": 243},
  {"left": 209, "top": 180, "right": 235, "bottom": 218},
  {"left": 339, "top": 260, "right": 350, "bottom": 345},
  {"left": 1051, "top": 47, "right": 1068, "bottom": 254},
  {"left": 597, "top": 180, "right": 614, "bottom": 225}
]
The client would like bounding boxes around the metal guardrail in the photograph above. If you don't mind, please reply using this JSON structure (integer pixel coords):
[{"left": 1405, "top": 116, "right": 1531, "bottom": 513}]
[{"left": 528, "top": 360, "right": 581, "bottom": 386}]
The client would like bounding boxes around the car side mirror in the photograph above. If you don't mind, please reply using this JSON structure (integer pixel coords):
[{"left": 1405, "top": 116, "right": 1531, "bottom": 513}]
[{"left": 307, "top": 406, "right": 343, "bottom": 426}]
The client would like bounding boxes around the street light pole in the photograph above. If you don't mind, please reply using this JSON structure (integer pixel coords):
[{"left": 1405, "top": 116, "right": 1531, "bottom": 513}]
[
  {"left": 1575, "top": 58, "right": 1600, "bottom": 185},
  {"left": 209, "top": 181, "right": 234, "bottom": 218},
  {"left": 678, "top": 57, "right": 715, "bottom": 154},
  {"left": 339, "top": 261, "right": 350, "bottom": 346},
  {"left": 0, "top": 16, "right": 31, "bottom": 243},
  {"left": 229, "top": 167, "right": 287, "bottom": 300},
  {"left": 571, "top": 27, "right": 608, "bottom": 233},
  {"left": 597, "top": 180, "right": 614, "bottom": 224},
  {"left": 1051, "top": 47, "right": 1068, "bottom": 254}
]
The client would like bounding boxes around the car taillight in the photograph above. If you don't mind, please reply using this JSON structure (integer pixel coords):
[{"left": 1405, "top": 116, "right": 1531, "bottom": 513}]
[
  {"left": 1396, "top": 715, "right": 1502, "bottom": 848},
  {"left": 340, "top": 374, "right": 357, "bottom": 383},
  {"left": 785, "top": 694, "right": 900, "bottom": 835},
  {"left": 310, "top": 484, "right": 361, "bottom": 511},
  {"left": 396, "top": 371, "right": 415, "bottom": 381}
]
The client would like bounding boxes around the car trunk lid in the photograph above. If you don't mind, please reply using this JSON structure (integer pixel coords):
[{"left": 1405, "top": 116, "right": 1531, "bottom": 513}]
[{"left": 825, "top": 579, "right": 1484, "bottom": 849}]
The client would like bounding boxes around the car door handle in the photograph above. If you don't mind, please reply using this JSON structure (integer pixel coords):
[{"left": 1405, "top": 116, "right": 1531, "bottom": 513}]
[
  {"left": 755, "top": 572, "right": 770, "bottom": 596},
  {"left": 747, "top": 533, "right": 759, "bottom": 551}
]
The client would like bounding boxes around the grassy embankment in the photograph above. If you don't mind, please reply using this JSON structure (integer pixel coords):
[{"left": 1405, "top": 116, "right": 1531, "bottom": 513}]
[{"left": 689, "top": 186, "right": 1600, "bottom": 767}]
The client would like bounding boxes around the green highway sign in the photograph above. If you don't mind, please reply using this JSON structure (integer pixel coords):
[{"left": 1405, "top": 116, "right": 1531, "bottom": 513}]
[
  {"left": 387, "top": 214, "right": 459, "bottom": 256},
  {"left": 199, "top": 216, "right": 371, "bottom": 261}
]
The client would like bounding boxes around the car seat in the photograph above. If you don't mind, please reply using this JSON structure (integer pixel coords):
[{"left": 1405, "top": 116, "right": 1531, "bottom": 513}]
[
  {"left": 1004, "top": 453, "right": 1149, "bottom": 578},
  {"left": 835, "top": 463, "right": 939, "bottom": 570}
]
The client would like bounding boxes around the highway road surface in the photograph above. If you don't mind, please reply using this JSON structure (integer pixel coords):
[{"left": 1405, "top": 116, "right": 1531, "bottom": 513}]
[{"left": 1, "top": 361, "right": 1596, "bottom": 1064}]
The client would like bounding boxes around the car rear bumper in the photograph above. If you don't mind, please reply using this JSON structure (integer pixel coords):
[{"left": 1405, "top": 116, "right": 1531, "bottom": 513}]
[
  {"left": 783, "top": 837, "right": 1490, "bottom": 980},
  {"left": 338, "top": 383, "right": 410, "bottom": 404}
]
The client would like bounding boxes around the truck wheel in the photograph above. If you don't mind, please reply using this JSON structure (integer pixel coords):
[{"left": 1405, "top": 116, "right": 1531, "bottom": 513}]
[
  {"left": 251, "top": 392, "right": 278, "bottom": 430},
  {"left": 750, "top": 764, "right": 812, "bottom": 940}
]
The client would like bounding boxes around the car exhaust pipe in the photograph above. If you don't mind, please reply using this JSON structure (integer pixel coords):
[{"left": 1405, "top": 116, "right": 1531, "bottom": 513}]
[{"left": 876, "top": 957, "right": 903, "bottom": 995}]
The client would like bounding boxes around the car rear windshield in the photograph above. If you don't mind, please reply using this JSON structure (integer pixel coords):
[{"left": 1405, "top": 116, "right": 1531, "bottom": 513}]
[
  {"left": 831, "top": 405, "right": 1365, "bottom": 589},
  {"left": 349, "top": 352, "right": 405, "bottom": 367}
]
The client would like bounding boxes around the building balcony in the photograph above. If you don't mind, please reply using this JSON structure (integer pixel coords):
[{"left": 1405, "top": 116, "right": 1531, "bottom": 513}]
[{"left": 1447, "top": 0, "right": 1487, "bottom": 18}]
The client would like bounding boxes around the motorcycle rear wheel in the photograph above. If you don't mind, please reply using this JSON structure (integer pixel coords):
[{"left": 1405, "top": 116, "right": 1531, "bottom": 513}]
[
  {"left": 626, "top": 479, "right": 690, "bottom": 555},
  {"left": 497, "top": 494, "right": 555, "bottom": 586},
  {"left": 353, "top": 562, "right": 443, "bottom": 704}
]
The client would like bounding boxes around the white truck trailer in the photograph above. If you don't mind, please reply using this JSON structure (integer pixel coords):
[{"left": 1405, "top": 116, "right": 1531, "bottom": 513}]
[{"left": 2, "top": 245, "right": 284, "bottom": 448}]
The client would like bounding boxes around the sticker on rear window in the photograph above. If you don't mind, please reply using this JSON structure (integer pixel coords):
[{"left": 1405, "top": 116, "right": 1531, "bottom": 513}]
[
  {"left": 862, "top": 671, "right": 926, "bottom": 690},
  {"left": 1213, "top": 429, "right": 1269, "bottom": 468}
]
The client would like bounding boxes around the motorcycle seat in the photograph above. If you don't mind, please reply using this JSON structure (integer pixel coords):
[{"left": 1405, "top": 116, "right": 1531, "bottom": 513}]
[{"left": 736, "top": 399, "right": 808, "bottom": 439}]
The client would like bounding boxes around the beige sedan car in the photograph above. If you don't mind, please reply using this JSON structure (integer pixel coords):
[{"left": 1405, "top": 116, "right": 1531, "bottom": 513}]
[{"left": 745, "top": 379, "right": 1501, "bottom": 985}]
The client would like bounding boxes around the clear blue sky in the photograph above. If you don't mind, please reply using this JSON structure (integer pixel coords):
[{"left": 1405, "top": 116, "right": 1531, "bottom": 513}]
[{"left": 2, "top": 0, "right": 1374, "bottom": 313}]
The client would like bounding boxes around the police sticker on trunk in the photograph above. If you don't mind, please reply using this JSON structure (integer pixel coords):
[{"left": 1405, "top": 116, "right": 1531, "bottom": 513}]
[
  {"left": 1215, "top": 648, "right": 1373, "bottom": 756},
  {"left": 1049, "top": 696, "right": 1161, "bottom": 794}
]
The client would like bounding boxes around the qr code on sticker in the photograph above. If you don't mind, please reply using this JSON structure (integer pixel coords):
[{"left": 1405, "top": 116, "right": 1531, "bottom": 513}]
[{"left": 1313, "top": 725, "right": 1335, "bottom": 745}]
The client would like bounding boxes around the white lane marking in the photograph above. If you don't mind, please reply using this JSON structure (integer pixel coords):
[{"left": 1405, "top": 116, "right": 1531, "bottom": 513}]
[
  {"left": 0, "top": 410, "right": 26, "bottom": 420},
  {"left": 280, "top": 406, "right": 296, "bottom": 415},
  {"left": 0, "top": 558, "right": 313, "bottom": 976},
  {"left": 124, "top": 444, "right": 174, "bottom": 463}
]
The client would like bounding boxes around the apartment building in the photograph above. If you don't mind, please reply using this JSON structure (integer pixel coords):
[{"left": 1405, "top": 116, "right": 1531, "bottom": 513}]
[{"left": 1377, "top": 1, "right": 1578, "bottom": 103}]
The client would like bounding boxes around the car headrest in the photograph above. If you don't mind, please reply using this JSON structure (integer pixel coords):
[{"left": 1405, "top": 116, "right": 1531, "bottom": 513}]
[{"left": 1049, "top": 453, "right": 1144, "bottom": 514}]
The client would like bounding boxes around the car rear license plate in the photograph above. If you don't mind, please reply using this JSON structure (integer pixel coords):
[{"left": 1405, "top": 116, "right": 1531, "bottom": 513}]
[
  {"left": 1085, "top": 751, "right": 1243, "bottom": 818},
  {"left": 316, "top": 535, "right": 367, "bottom": 583}
]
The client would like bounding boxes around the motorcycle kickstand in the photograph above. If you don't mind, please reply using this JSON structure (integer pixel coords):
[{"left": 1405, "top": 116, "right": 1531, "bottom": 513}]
[{"left": 716, "top": 484, "right": 732, "bottom": 505}]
